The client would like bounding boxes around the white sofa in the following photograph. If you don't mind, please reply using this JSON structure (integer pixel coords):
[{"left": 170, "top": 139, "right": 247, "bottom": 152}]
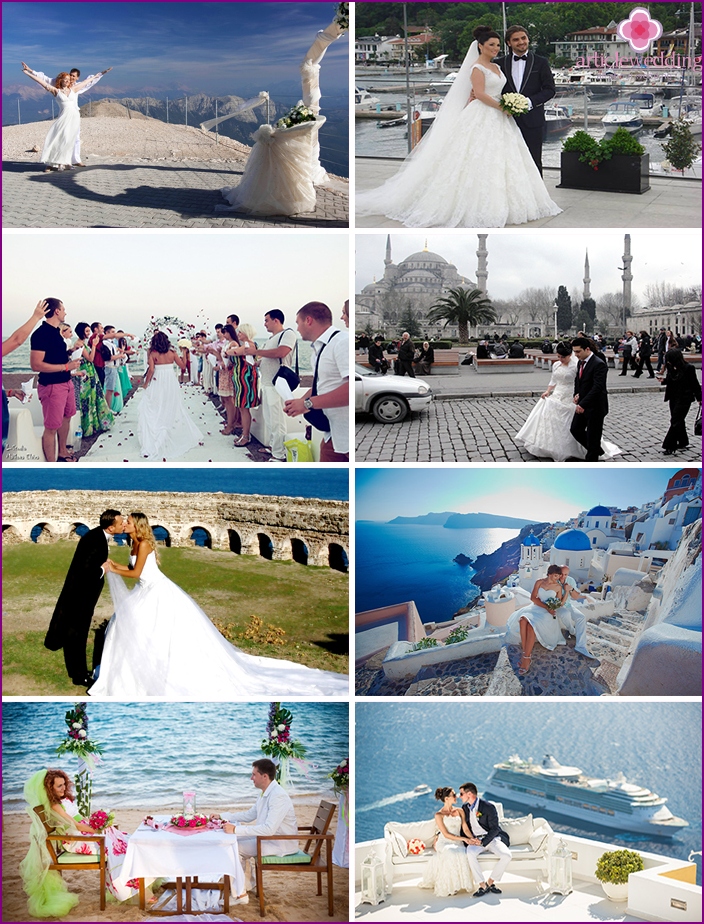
[{"left": 383, "top": 802, "right": 553, "bottom": 887}]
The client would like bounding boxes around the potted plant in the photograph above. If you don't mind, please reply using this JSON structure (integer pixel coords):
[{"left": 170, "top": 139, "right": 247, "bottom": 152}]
[
  {"left": 559, "top": 128, "right": 650, "bottom": 194},
  {"left": 595, "top": 848, "right": 644, "bottom": 902},
  {"left": 662, "top": 118, "right": 702, "bottom": 175}
]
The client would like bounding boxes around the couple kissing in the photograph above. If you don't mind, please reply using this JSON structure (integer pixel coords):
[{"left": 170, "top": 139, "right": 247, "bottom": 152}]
[{"left": 420, "top": 783, "right": 511, "bottom": 899}]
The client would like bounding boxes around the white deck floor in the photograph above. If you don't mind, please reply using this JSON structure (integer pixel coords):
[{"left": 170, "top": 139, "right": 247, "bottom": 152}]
[
  {"left": 81, "top": 384, "right": 257, "bottom": 465},
  {"left": 355, "top": 873, "right": 644, "bottom": 922}
]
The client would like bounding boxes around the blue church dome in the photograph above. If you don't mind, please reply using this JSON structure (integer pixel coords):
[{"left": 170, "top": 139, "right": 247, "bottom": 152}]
[
  {"left": 587, "top": 505, "right": 611, "bottom": 516},
  {"left": 522, "top": 532, "right": 541, "bottom": 546},
  {"left": 554, "top": 529, "right": 592, "bottom": 551}
]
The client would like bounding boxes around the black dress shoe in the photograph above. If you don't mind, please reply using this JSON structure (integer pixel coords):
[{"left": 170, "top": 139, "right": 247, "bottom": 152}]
[
  {"left": 473, "top": 886, "right": 488, "bottom": 897},
  {"left": 662, "top": 449, "right": 676, "bottom": 456},
  {"left": 72, "top": 675, "right": 93, "bottom": 686},
  {"left": 488, "top": 884, "right": 502, "bottom": 894}
]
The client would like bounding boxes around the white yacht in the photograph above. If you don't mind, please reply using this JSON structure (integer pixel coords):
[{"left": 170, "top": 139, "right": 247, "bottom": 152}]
[{"left": 601, "top": 101, "right": 643, "bottom": 135}]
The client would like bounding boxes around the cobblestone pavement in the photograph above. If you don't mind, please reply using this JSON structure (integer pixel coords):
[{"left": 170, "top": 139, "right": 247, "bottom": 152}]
[
  {"left": 2, "top": 160, "right": 349, "bottom": 228},
  {"left": 356, "top": 392, "right": 702, "bottom": 463}
]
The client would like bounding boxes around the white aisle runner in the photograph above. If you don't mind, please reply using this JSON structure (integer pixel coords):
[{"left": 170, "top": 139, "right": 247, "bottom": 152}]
[{"left": 82, "top": 384, "right": 257, "bottom": 465}]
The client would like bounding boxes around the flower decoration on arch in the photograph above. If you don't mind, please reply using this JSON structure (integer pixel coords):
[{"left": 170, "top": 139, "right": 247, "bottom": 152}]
[{"left": 617, "top": 7, "right": 663, "bottom": 53}]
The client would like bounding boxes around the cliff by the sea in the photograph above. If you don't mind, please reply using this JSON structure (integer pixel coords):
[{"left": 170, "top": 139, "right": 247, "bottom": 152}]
[{"left": 467, "top": 522, "right": 552, "bottom": 592}]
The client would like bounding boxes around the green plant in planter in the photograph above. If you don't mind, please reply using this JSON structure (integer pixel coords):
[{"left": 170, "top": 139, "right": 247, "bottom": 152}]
[
  {"left": 411, "top": 637, "right": 439, "bottom": 651},
  {"left": 603, "top": 127, "right": 646, "bottom": 157},
  {"left": 562, "top": 128, "right": 645, "bottom": 171},
  {"left": 595, "top": 849, "right": 644, "bottom": 885},
  {"left": 662, "top": 118, "right": 702, "bottom": 172},
  {"left": 445, "top": 625, "right": 470, "bottom": 645}
]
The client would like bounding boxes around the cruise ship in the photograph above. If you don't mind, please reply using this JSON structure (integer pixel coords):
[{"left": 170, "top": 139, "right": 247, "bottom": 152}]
[{"left": 485, "top": 754, "right": 689, "bottom": 838}]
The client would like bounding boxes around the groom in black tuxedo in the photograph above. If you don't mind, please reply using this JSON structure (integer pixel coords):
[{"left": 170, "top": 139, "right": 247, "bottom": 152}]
[
  {"left": 45, "top": 509, "right": 124, "bottom": 686},
  {"left": 571, "top": 338, "right": 609, "bottom": 461},
  {"left": 496, "top": 25, "right": 556, "bottom": 175}
]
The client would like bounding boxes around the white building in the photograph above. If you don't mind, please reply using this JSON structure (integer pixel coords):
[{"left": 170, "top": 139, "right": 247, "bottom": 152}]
[
  {"left": 517, "top": 531, "right": 547, "bottom": 591},
  {"left": 554, "top": 24, "right": 636, "bottom": 64},
  {"left": 549, "top": 528, "right": 594, "bottom": 583},
  {"left": 630, "top": 301, "right": 702, "bottom": 337}
]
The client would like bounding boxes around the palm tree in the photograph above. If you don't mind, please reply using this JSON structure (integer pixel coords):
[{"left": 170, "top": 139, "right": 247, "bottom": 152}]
[{"left": 426, "top": 287, "right": 497, "bottom": 344}]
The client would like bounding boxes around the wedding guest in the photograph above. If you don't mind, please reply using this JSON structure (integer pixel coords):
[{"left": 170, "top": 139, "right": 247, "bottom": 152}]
[
  {"left": 90, "top": 322, "right": 107, "bottom": 388},
  {"left": 658, "top": 349, "right": 702, "bottom": 455},
  {"left": 73, "top": 322, "right": 114, "bottom": 438},
  {"left": 341, "top": 299, "right": 349, "bottom": 328},
  {"left": 213, "top": 325, "right": 238, "bottom": 435},
  {"left": 29, "top": 298, "right": 81, "bottom": 461},
  {"left": 284, "top": 301, "right": 349, "bottom": 462},
  {"left": 218, "top": 758, "right": 299, "bottom": 905},
  {"left": 102, "top": 325, "right": 124, "bottom": 411},
  {"left": 632, "top": 331, "right": 655, "bottom": 379},
  {"left": 227, "top": 322, "right": 260, "bottom": 448},
  {"left": 2, "top": 299, "right": 50, "bottom": 453}
]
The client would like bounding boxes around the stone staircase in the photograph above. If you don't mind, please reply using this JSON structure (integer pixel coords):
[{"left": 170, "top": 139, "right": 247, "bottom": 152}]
[{"left": 354, "top": 608, "right": 646, "bottom": 698}]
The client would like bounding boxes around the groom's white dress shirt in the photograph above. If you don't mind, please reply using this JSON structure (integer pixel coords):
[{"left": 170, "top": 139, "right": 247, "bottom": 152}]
[
  {"left": 226, "top": 780, "right": 298, "bottom": 857},
  {"left": 510, "top": 56, "right": 533, "bottom": 109},
  {"left": 465, "top": 801, "right": 512, "bottom": 884}
]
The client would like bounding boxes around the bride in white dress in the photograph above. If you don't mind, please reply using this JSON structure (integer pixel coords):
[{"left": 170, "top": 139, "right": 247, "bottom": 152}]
[
  {"left": 356, "top": 27, "right": 561, "bottom": 228},
  {"left": 89, "top": 513, "right": 348, "bottom": 698},
  {"left": 515, "top": 342, "right": 622, "bottom": 461},
  {"left": 22, "top": 66, "right": 90, "bottom": 171},
  {"left": 504, "top": 567, "right": 570, "bottom": 675},
  {"left": 137, "top": 331, "right": 202, "bottom": 460},
  {"left": 419, "top": 787, "right": 475, "bottom": 897}
]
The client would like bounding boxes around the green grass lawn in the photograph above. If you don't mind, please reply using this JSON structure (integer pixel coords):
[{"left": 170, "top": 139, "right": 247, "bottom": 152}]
[{"left": 2, "top": 542, "right": 349, "bottom": 696}]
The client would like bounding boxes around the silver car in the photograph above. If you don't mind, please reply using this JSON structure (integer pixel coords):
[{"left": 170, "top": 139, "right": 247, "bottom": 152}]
[{"left": 355, "top": 363, "right": 433, "bottom": 423}]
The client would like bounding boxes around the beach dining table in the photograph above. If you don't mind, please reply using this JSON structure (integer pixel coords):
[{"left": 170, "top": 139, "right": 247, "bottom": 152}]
[{"left": 122, "top": 816, "right": 246, "bottom": 916}]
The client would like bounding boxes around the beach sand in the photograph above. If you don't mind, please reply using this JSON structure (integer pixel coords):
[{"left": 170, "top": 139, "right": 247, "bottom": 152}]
[{"left": 2, "top": 804, "right": 349, "bottom": 922}]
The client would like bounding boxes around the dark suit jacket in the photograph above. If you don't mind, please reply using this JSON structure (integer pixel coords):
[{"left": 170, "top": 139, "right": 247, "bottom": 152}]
[
  {"left": 461, "top": 799, "right": 510, "bottom": 849},
  {"left": 45, "top": 526, "right": 108, "bottom": 650},
  {"left": 664, "top": 363, "right": 702, "bottom": 405},
  {"left": 496, "top": 52, "right": 555, "bottom": 129},
  {"left": 574, "top": 354, "right": 609, "bottom": 415},
  {"left": 398, "top": 338, "right": 415, "bottom": 362}
]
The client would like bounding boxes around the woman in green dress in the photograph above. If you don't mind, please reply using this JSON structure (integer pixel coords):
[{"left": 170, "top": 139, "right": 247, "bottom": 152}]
[{"left": 74, "top": 322, "right": 114, "bottom": 437}]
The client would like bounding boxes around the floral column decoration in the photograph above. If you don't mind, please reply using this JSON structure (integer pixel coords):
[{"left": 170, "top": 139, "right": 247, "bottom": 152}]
[
  {"left": 260, "top": 703, "right": 306, "bottom": 788},
  {"left": 55, "top": 703, "right": 103, "bottom": 818}
]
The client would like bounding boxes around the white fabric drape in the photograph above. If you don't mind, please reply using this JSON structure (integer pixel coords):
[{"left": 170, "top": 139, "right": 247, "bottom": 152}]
[
  {"left": 301, "top": 21, "right": 345, "bottom": 183},
  {"left": 332, "top": 791, "right": 349, "bottom": 868},
  {"left": 200, "top": 92, "right": 268, "bottom": 132}
]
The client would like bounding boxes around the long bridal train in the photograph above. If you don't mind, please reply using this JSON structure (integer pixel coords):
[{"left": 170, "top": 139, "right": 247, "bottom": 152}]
[{"left": 89, "top": 553, "right": 348, "bottom": 698}]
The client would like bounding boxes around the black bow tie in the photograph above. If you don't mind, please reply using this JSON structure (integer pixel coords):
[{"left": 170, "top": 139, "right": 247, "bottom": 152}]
[{"left": 514, "top": 55, "right": 527, "bottom": 61}]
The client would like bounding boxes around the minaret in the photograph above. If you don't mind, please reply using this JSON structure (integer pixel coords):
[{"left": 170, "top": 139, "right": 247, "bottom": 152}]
[
  {"left": 476, "top": 234, "right": 488, "bottom": 294},
  {"left": 423, "top": 238, "right": 429, "bottom": 252},
  {"left": 384, "top": 234, "right": 392, "bottom": 266},
  {"left": 583, "top": 249, "right": 591, "bottom": 300},
  {"left": 621, "top": 234, "right": 633, "bottom": 314}
]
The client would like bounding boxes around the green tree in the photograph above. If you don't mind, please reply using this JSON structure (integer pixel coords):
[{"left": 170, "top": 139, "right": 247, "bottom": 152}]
[
  {"left": 574, "top": 308, "right": 593, "bottom": 334},
  {"left": 397, "top": 303, "right": 423, "bottom": 339},
  {"left": 580, "top": 297, "right": 597, "bottom": 321},
  {"left": 427, "top": 287, "right": 496, "bottom": 344},
  {"left": 556, "top": 285, "right": 572, "bottom": 331}
]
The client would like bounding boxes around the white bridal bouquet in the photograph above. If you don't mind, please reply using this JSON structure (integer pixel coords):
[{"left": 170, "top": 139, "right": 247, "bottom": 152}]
[{"left": 500, "top": 92, "right": 530, "bottom": 116}]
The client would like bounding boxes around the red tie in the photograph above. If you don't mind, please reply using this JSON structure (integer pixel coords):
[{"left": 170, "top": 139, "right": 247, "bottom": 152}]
[{"left": 578, "top": 361, "right": 584, "bottom": 378}]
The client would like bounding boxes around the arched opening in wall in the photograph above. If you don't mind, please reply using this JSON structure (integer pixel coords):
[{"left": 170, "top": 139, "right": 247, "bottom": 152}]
[
  {"left": 328, "top": 543, "right": 348, "bottom": 573},
  {"left": 257, "top": 533, "right": 274, "bottom": 560},
  {"left": 291, "top": 537, "right": 309, "bottom": 565},
  {"left": 228, "top": 530, "right": 242, "bottom": 554},
  {"left": 30, "top": 523, "right": 54, "bottom": 543},
  {"left": 69, "top": 522, "right": 90, "bottom": 541},
  {"left": 153, "top": 526, "right": 171, "bottom": 548},
  {"left": 2, "top": 524, "right": 21, "bottom": 543},
  {"left": 190, "top": 527, "right": 212, "bottom": 549}
]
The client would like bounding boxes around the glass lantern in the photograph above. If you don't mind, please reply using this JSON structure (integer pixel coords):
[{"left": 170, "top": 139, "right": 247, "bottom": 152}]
[
  {"left": 183, "top": 790, "right": 196, "bottom": 815},
  {"left": 548, "top": 838, "right": 573, "bottom": 895},
  {"left": 360, "top": 853, "right": 386, "bottom": 905}
]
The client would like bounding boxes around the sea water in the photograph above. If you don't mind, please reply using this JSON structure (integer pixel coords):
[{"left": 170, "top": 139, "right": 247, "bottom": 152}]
[
  {"left": 355, "top": 522, "right": 519, "bottom": 623},
  {"left": 356, "top": 701, "right": 702, "bottom": 882},
  {"left": 2, "top": 701, "right": 348, "bottom": 813}
]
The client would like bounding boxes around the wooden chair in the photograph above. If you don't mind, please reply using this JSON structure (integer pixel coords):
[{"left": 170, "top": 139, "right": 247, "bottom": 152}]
[
  {"left": 33, "top": 805, "right": 107, "bottom": 910},
  {"left": 253, "top": 799, "right": 336, "bottom": 916}
]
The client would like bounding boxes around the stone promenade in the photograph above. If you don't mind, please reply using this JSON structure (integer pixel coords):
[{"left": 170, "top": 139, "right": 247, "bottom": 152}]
[
  {"left": 2, "top": 159, "right": 349, "bottom": 228},
  {"left": 356, "top": 391, "right": 702, "bottom": 463}
]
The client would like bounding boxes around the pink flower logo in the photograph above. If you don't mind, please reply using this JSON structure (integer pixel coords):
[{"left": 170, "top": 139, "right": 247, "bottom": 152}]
[{"left": 618, "top": 7, "right": 663, "bottom": 52}]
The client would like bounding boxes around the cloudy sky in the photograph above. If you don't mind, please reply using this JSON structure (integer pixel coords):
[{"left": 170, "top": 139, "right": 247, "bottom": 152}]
[
  {"left": 355, "top": 467, "right": 692, "bottom": 522},
  {"left": 2, "top": 2, "right": 349, "bottom": 100},
  {"left": 2, "top": 231, "right": 349, "bottom": 337},
  {"left": 355, "top": 230, "right": 702, "bottom": 304}
]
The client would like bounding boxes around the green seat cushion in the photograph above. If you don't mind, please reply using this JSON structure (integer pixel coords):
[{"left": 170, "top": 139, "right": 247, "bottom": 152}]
[
  {"left": 260, "top": 851, "right": 312, "bottom": 865},
  {"left": 57, "top": 852, "right": 99, "bottom": 865}
]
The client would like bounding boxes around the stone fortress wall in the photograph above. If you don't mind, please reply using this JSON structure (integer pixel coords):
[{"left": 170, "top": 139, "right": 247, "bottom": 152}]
[{"left": 2, "top": 490, "right": 348, "bottom": 568}]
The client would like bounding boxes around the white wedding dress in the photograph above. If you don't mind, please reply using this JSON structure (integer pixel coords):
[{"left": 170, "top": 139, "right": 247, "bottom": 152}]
[
  {"left": 42, "top": 90, "right": 80, "bottom": 167},
  {"left": 515, "top": 356, "right": 622, "bottom": 461},
  {"left": 137, "top": 363, "right": 202, "bottom": 460},
  {"left": 419, "top": 815, "right": 475, "bottom": 897},
  {"left": 356, "top": 62, "right": 561, "bottom": 228},
  {"left": 504, "top": 586, "right": 567, "bottom": 651},
  {"left": 89, "top": 551, "right": 349, "bottom": 697}
]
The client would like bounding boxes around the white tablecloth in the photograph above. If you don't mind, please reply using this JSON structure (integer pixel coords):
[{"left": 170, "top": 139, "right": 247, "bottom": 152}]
[{"left": 122, "top": 818, "right": 245, "bottom": 896}]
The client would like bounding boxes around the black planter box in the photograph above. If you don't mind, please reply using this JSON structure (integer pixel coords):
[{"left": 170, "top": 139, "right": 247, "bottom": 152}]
[{"left": 558, "top": 151, "right": 651, "bottom": 194}]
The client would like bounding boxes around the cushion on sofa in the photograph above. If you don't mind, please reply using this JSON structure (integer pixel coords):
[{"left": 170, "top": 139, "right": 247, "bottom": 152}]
[
  {"left": 528, "top": 822, "right": 551, "bottom": 854},
  {"left": 501, "top": 814, "right": 533, "bottom": 845},
  {"left": 388, "top": 829, "right": 407, "bottom": 858}
]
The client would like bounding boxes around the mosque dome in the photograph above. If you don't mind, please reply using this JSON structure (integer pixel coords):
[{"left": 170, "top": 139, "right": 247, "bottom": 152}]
[
  {"left": 400, "top": 251, "right": 448, "bottom": 266},
  {"left": 587, "top": 505, "right": 611, "bottom": 516},
  {"left": 522, "top": 532, "right": 541, "bottom": 546},
  {"left": 554, "top": 529, "right": 592, "bottom": 551}
]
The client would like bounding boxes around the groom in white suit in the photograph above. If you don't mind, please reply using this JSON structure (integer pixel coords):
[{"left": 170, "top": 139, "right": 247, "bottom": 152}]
[{"left": 216, "top": 758, "right": 298, "bottom": 904}]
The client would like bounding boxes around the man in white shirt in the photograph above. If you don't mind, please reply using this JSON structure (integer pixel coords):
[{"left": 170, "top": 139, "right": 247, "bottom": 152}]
[
  {"left": 240, "top": 310, "right": 297, "bottom": 462},
  {"left": 458, "top": 782, "right": 511, "bottom": 898},
  {"left": 284, "top": 301, "right": 349, "bottom": 462},
  {"left": 218, "top": 758, "right": 298, "bottom": 903}
]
